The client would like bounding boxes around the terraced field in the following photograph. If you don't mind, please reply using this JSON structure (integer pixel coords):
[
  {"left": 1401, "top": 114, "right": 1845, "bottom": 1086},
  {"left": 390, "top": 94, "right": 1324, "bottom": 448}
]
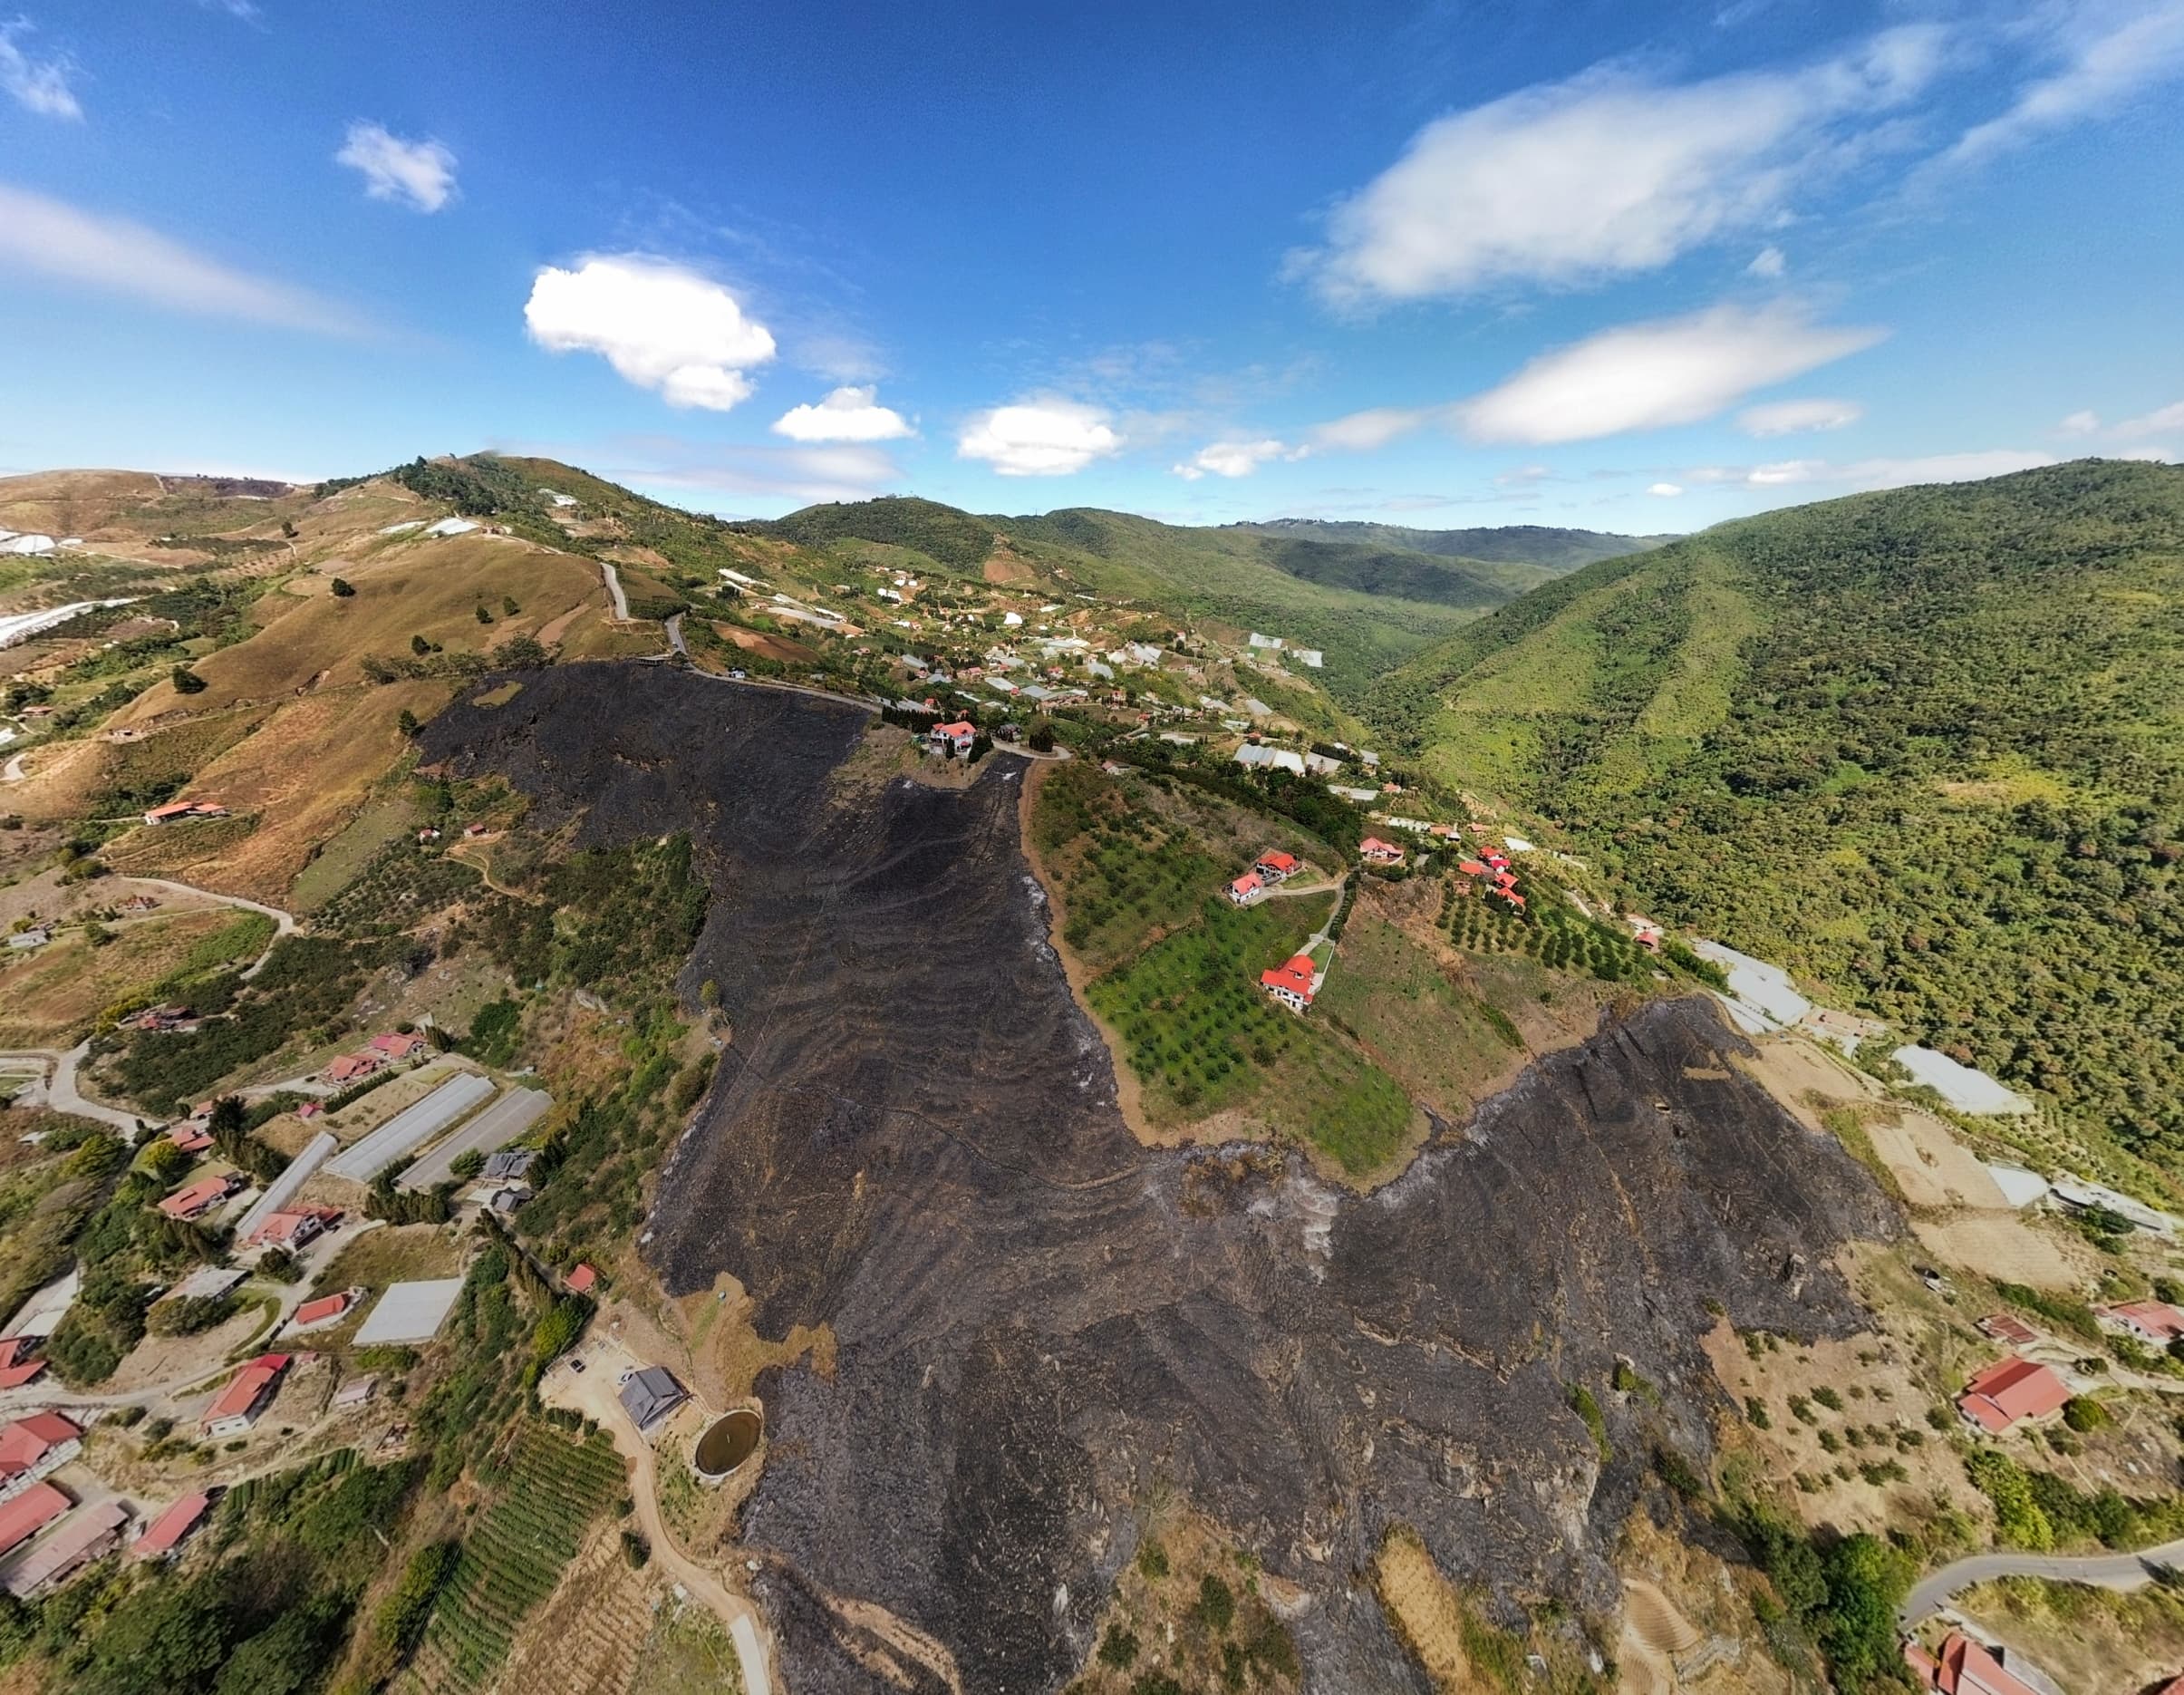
[{"left": 399, "top": 1421, "right": 626, "bottom": 1694}]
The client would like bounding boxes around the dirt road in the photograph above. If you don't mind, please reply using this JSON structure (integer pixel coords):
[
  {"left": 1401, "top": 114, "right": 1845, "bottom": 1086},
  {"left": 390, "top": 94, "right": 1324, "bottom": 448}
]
[
  {"left": 0, "top": 1043, "right": 143, "bottom": 1135},
  {"left": 541, "top": 1336, "right": 775, "bottom": 1695},
  {"left": 601, "top": 558, "right": 631, "bottom": 620},
  {"left": 122, "top": 877, "right": 294, "bottom": 977}
]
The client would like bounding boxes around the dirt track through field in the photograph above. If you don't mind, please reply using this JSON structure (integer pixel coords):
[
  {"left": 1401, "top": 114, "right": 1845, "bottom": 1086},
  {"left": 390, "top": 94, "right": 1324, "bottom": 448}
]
[{"left": 422, "top": 664, "right": 1903, "bottom": 1695}]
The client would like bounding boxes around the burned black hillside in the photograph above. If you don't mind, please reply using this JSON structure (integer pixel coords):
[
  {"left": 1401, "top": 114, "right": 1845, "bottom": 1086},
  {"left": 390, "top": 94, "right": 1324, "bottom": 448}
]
[{"left": 421, "top": 663, "right": 1899, "bottom": 1694}]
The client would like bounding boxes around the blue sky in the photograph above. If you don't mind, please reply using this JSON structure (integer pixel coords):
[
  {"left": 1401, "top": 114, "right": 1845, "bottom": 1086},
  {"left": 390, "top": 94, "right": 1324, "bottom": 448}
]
[{"left": 2, "top": 0, "right": 2180, "bottom": 531}]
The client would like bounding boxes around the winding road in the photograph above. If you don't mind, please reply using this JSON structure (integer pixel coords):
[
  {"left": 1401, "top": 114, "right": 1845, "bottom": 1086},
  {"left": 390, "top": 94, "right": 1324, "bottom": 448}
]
[
  {"left": 1901, "top": 1535, "right": 2184, "bottom": 1623},
  {"left": 123, "top": 877, "right": 295, "bottom": 978},
  {"left": 601, "top": 558, "right": 630, "bottom": 620}
]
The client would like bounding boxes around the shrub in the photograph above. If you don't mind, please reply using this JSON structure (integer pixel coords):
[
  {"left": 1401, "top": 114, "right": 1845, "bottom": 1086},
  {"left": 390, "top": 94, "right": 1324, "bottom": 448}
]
[
  {"left": 330, "top": 577, "right": 355, "bottom": 598},
  {"left": 1569, "top": 1382, "right": 1610, "bottom": 1460},
  {"left": 2063, "top": 1396, "right": 2112, "bottom": 1433},
  {"left": 1744, "top": 1397, "right": 1772, "bottom": 1429},
  {"left": 1812, "top": 1386, "right": 1843, "bottom": 1411},
  {"left": 1136, "top": 1539, "right": 1169, "bottom": 1580},
  {"left": 1098, "top": 1625, "right": 1139, "bottom": 1669},
  {"left": 1195, "top": 1573, "right": 1235, "bottom": 1634},
  {"left": 170, "top": 665, "right": 207, "bottom": 694}
]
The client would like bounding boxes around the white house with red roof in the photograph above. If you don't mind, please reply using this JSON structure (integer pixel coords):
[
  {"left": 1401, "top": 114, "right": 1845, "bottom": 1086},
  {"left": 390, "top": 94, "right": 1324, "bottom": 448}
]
[
  {"left": 0, "top": 1412, "right": 82, "bottom": 1501},
  {"left": 1260, "top": 953, "right": 1319, "bottom": 1014},
  {"left": 158, "top": 1173, "right": 244, "bottom": 1221},
  {"left": 928, "top": 720, "right": 977, "bottom": 757},
  {"left": 1905, "top": 1631, "right": 2052, "bottom": 1695},
  {"left": 204, "top": 1352, "right": 292, "bottom": 1438},
  {"left": 369, "top": 1031, "right": 426, "bottom": 1061},
  {"left": 243, "top": 1206, "right": 342, "bottom": 1251},
  {"left": 1957, "top": 1357, "right": 2071, "bottom": 1435},
  {"left": 0, "top": 1339, "right": 44, "bottom": 1391},
  {"left": 2102, "top": 1299, "right": 2184, "bottom": 1345},
  {"left": 284, "top": 1289, "right": 360, "bottom": 1335},
  {"left": 1252, "top": 849, "right": 1299, "bottom": 883},
  {"left": 1358, "top": 836, "right": 1406, "bottom": 866},
  {"left": 1227, "top": 871, "right": 1262, "bottom": 906},
  {"left": 133, "top": 1491, "right": 214, "bottom": 1561},
  {"left": 141, "top": 799, "right": 228, "bottom": 827},
  {"left": 324, "top": 1051, "right": 382, "bottom": 1084}
]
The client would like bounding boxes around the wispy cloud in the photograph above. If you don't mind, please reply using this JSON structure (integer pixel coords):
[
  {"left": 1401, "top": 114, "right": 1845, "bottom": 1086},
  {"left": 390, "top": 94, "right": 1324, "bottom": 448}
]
[
  {"left": 1691, "top": 448, "right": 2056, "bottom": 490},
  {"left": 1290, "top": 25, "right": 1944, "bottom": 305},
  {"left": 196, "top": 0, "right": 264, "bottom": 21},
  {"left": 1946, "top": 0, "right": 2184, "bottom": 170},
  {"left": 525, "top": 255, "right": 776, "bottom": 411},
  {"left": 0, "top": 180, "right": 362, "bottom": 334},
  {"left": 0, "top": 18, "right": 81, "bottom": 120},
  {"left": 2115, "top": 399, "right": 2184, "bottom": 437},
  {"left": 1738, "top": 396, "right": 1863, "bottom": 436},
  {"left": 509, "top": 434, "right": 904, "bottom": 510},
  {"left": 1171, "top": 440, "right": 1303, "bottom": 480},
  {"left": 335, "top": 121, "right": 459, "bottom": 213}
]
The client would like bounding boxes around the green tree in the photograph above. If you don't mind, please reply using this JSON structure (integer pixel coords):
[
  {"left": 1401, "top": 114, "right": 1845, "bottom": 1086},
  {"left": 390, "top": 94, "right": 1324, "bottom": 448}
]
[
  {"left": 170, "top": 665, "right": 208, "bottom": 694},
  {"left": 329, "top": 576, "right": 355, "bottom": 598}
]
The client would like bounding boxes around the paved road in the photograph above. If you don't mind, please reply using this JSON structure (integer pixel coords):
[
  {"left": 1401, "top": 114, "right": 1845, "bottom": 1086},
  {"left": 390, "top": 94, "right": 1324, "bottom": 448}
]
[
  {"left": 601, "top": 558, "right": 630, "bottom": 620},
  {"left": 0, "top": 1045, "right": 144, "bottom": 1135},
  {"left": 124, "top": 877, "right": 295, "bottom": 978},
  {"left": 665, "top": 613, "right": 687, "bottom": 657},
  {"left": 1902, "top": 1536, "right": 2184, "bottom": 1623}
]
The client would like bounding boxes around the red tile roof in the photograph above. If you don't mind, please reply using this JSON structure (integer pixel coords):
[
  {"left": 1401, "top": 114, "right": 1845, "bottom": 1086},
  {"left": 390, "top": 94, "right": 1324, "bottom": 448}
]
[
  {"left": 1977, "top": 1313, "right": 2038, "bottom": 1346},
  {"left": 1957, "top": 1358, "right": 2070, "bottom": 1433},
  {"left": 205, "top": 1352, "right": 290, "bottom": 1426},
  {"left": 158, "top": 1176, "right": 234, "bottom": 1219},
  {"left": 132, "top": 1491, "right": 213, "bottom": 1558},
  {"left": 1458, "top": 858, "right": 1489, "bottom": 877},
  {"left": 2106, "top": 1300, "right": 2184, "bottom": 1341},
  {"left": 1358, "top": 837, "right": 1404, "bottom": 859},
  {"left": 369, "top": 1032, "right": 424, "bottom": 1059},
  {"left": 1259, "top": 954, "right": 1317, "bottom": 1001},
  {"left": 324, "top": 1052, "right": 380, "bottom": 1082},
  {"left": 1255, "top": 849, "right": 1299, "bottom": 874},
  {"left": 245, "top": 1206, "right": 340, "bottom": 1246},
  {"left": 565, "top": 1264, "right": 597, "bottom": 1294},
  {"left": 0, "top": 1412, "right": 80, "bottom": 1477},
  {"left": 1918, "top": 1631, "right": 2047, "bottom": 1695},
  {"left": 0, "top": 1354, "right": 43, "bottom": 1390},
  {"left": 1229, "top": 872, "right": 1261, "bottom": 898},
  {"left": 0, "top": 1483, "right": 69, "bottom": 1557},
  {"left": 292, "top": 1293, "right": 352, "bottom": 1328},
  {"left": 933, "top": 720, "right": 975, "bottom": 737},
  {"left": 167, "top": 1126, "right": 214, "bottom": 1155}
]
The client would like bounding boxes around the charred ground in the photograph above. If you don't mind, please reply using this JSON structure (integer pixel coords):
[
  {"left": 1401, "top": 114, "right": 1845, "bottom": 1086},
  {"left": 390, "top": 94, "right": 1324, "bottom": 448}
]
[{"left": 421, "top": 663, "right": 1900, "bottom": 1693}]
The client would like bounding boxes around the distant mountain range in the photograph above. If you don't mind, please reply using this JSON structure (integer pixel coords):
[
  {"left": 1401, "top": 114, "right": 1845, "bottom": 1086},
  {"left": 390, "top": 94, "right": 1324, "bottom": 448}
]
[{"left": 1229, "top": 517, "right": 1676, "bottom": 572}]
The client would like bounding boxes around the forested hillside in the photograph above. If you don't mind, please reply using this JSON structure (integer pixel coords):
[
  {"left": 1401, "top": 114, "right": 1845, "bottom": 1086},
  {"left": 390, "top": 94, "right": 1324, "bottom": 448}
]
[
  {"left": 1234, "top": 518, "right": 1673, "bottom": 572},
  {"left": 1366, "top": 460, "right": 2184, "bottom": 1167}
]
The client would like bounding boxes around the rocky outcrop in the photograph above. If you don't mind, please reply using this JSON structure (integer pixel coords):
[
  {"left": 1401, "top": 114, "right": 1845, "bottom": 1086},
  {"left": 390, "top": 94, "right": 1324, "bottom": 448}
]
[{"left": 424, "top": 663, "right": 1899, "bottom": 1694}]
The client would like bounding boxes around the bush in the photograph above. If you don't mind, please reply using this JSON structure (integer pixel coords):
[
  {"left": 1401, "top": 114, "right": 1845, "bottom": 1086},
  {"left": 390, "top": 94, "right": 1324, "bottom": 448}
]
[
  {"left": 620, "top": 1528, "right": 649, "bottom": 1568},
  {"left": 1136, "top": 1539, "right": 1169, "bottom": 1580},
  {"left": 1569, "top": 1382, "right": 1610, "bottom": 1460},
  {"left": 330, "top": 577, "right": 355, "bottom": 598},
  {"left": 170, "top": 665, "right": 207, "bottom": 694},
  {"left": 1098, "top": 1624, "right": 1139, "bottom": 1669},
  {"left": 1195, "top": 1573, "right": 1235, "bottom": 1634},
  {"left": 2063, "top": 1396, "right": 2112, "bottom": 1432}
]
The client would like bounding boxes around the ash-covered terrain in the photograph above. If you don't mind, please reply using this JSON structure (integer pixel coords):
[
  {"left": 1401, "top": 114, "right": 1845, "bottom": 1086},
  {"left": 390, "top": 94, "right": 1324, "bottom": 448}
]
[{"left": 424, "top": 663, "right": 1900, "bottom": 1694}]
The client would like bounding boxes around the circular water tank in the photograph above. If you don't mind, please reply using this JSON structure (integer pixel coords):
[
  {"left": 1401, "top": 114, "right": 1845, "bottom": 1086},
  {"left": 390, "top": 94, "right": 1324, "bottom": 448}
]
[{"left": 693, "top": 1408, "right": 763, "bottom": 1479}]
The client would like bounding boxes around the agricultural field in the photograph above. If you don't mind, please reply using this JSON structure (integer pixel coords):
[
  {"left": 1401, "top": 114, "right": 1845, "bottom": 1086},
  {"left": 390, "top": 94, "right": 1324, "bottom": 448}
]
[
  {"left": 1085, "top": 893, "right": 1416, "bottom": 1176},
  {"left": 398, "top": 1420, "right": 627, "bottom": 1694},
  {"left": 0, "top": 906, "right": 267, "bottom": 1048}
]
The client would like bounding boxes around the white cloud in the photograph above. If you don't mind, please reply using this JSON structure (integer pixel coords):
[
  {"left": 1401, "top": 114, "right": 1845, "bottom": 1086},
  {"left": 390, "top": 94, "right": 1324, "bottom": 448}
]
[
  {"left": 1746, "top": 245, "right": 1787, "bottom": 278},
  {"left": 771, "top": 385, "right": 913, "bottom": 443},
  {"left": 1738, "top": 396, "right": 1863, "bottom": 436},
  {"left": 506, "top": 436, "right": 904, "bottom": 510},
  {"left": 1310, "top": 407, "right": 1436, "bottom": 452},
  {"left": 0, "top": 180, "right": 361, "bottom": 333},
  {"left": 335, "top": 121, "right": 459, "bottom": 213},
  {"left": 1700, "top": 448, "right": 2056, "bottom": 490},
  {"left": 2116, "top": 400, "right": 2184, "bottom": 437},
  {"left": 956, "top": 400, "right": 1121, "bottom": 477},
  {"left": 1948, "top": 0, "right": 2184, "bottom": 169},
  {"left": 2058, "top": 409, "right": 2102, "bottom": 435},
  {"left": 0, "top": 19, "right": 81, "bottom": 120},
  {"left": 525, "top": 256, "right": 777, "bottom": 412},
  {"left": 196, "top": 0, "right": 262, "bottom": 19},
  {"left": 1454, "top": 303, "right": 1883, "bottom": 445},
  {"left": 1295, "top": 25, "right": 1942, "bottom": 305},
  {"left": 2118, "top": 444, "right": 2178, "bottom": 462},
  {"left": 1648, "top": 481, "right": 1685, "bottom": 497},
  {"left": 1172, "top": 440, "right": 1298, "bottom": 480}
]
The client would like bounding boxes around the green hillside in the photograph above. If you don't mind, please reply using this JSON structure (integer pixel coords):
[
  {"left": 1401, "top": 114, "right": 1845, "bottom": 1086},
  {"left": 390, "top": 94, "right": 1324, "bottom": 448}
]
[
  {"left": 1234, "top": 518, "right": 1674, "bottom": 573},
  {"left": 745, "top": 498, "right": 1512, "bottom": 694},
  {"left": 1366, "top": 460, "right": 2184, "bottom": 1168}
]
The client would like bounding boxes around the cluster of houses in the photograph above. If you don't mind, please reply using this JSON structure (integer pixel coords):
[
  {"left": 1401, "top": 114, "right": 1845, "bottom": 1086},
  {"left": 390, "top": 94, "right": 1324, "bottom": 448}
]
[
  {"left": 1228, "top": 848, "right": 1300, "bottom": 906},
  {"left": 322, "top": 1028, "right": 427, "bottom": 1086},
  {"left": 1454, "top": 843, "right": 1526, "bottom": 912},
  {"left": 1949, "top": 1294, "right": 2184, "bottom": 1438},
  {"left": 0, "top": 1405, "right": 217, "bottom": 1594}
]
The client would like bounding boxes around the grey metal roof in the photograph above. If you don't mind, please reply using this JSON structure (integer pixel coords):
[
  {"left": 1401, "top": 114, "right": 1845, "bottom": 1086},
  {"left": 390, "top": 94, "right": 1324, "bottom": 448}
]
[
  {"left": 619, "top": 1365, "right": 686, "bottom": 1430},
  {"left": 353, "top": 1277, "right": 465, "bottom": 1347},
  {"left": 325, "top": 1072, "right": 495, "bottom": 1183}
]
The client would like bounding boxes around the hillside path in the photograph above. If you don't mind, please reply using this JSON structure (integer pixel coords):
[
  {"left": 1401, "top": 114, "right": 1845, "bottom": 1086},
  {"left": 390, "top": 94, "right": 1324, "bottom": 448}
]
[
  {"left": 541, "top": 1336, "right": 776, "bottom": 1695},
  {"left": 0, "top": 1043, "right": 141, "bottom": 1135},
  {"left": 1901, "top": 1536, "right": 2184, "bottom": 1623},
  {"left": 601, "top": 558, "right": 630, "bottom": 620},
  {"left": 123, "top": 877, "right": 294, "bottom": 978}
]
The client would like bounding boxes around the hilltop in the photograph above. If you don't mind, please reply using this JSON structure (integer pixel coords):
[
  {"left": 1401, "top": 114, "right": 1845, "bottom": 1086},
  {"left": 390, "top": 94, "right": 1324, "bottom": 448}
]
[{"left": 1366, "top": 459, "right": 2184, "bottom": 1175}]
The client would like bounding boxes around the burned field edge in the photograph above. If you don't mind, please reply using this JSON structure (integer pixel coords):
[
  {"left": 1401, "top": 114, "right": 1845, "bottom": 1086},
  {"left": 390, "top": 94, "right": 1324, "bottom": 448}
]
[{"left": 420, "top": 662, "right": 1901, "bottom": 1695}]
